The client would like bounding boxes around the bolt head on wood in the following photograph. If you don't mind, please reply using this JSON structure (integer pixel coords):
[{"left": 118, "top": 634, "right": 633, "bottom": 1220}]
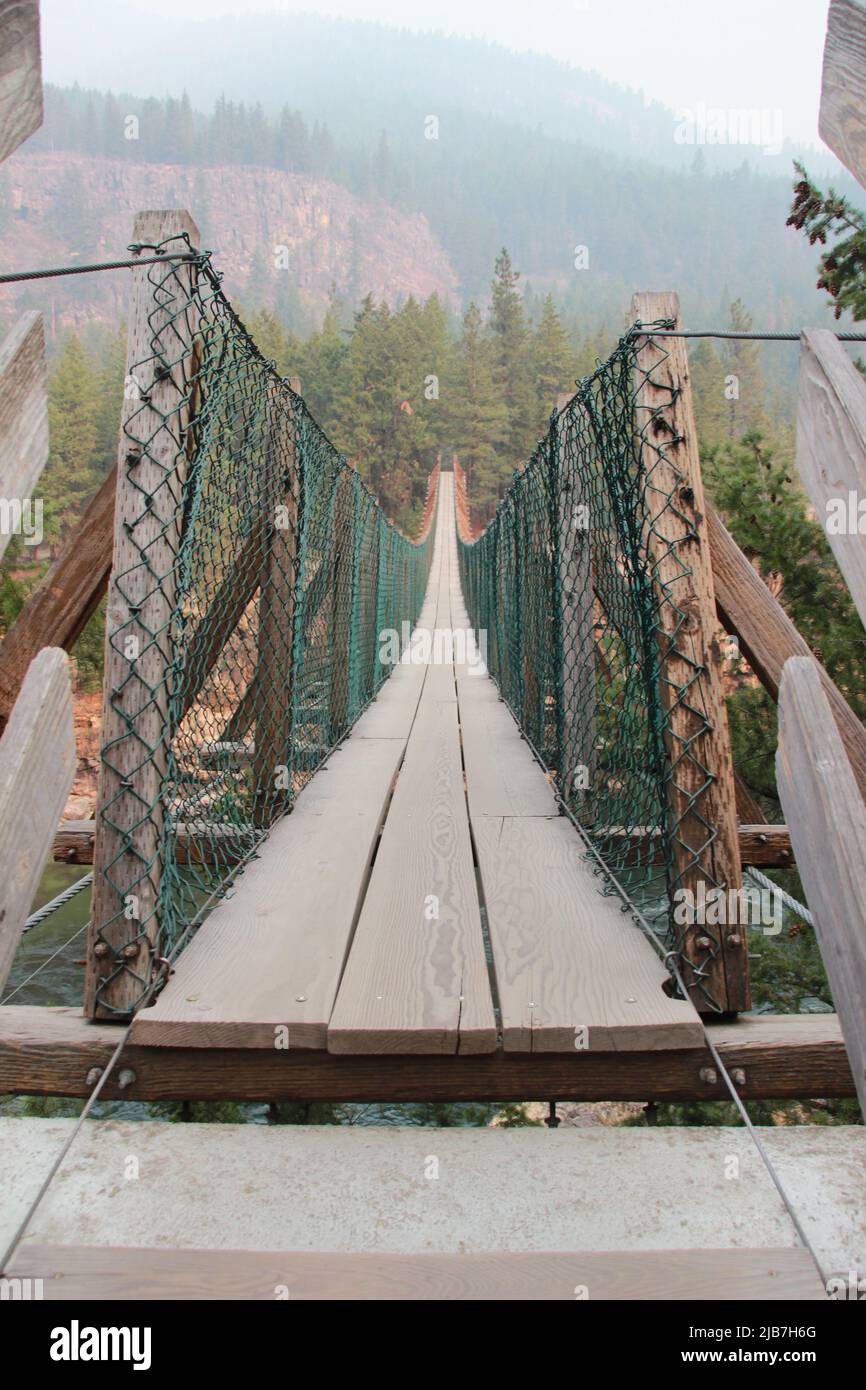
[
  {"left": 93, "top": 942, "right": 110, "bottom": 959},
  {"left": 699, "top": 1066, "right": 717, "bottom": 1085}
]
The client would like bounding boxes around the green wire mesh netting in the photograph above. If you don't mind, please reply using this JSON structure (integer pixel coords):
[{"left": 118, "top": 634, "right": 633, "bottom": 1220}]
[
  {"left": 457, "top": 322, "right": 726, "bottom": 1006},
  {"left": 94, "top": 232, "right": 436, "bottom": 1013}
]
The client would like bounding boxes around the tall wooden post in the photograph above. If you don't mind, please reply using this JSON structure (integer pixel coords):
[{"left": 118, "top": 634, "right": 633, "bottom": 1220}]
[
  {"left": 632, "top": 291, "right": 748, "bottom": 1014},
  {"left": 328, "top": 466, "right": 355, "bottom": 738},
  {"left": 252, "top": 377, "right": 300, "bottom": 824},
  {"left": 555, "top": 393, "right": 598, "bottom": 822},
  {"left": 86, "top": 210, "right": 201, "bottom": 1020}
]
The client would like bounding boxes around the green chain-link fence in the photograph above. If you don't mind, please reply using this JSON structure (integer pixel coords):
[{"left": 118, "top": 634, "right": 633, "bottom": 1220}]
[
  {"left": 93, "top": 233, "right": 436, "bottom": 1012},
  {"left": 458, "top": 322, "right": 725, "bottom": 997}
]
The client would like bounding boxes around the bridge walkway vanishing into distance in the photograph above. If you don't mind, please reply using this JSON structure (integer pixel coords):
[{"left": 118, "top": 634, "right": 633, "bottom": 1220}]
[{"left": 134, "top": 473, "right": 702, "bottom": 1056}]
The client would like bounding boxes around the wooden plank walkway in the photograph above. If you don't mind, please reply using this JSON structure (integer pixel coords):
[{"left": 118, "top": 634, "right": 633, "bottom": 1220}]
[
  {"left": 134, "top": 473, "right": 702, "bottom": 1054},
  {"left": 7, "top": 1242, "right": 823, "bottom": 1301}
]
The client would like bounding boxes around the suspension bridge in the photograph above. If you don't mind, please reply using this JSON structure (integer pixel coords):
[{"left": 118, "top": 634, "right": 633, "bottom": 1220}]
[{"left": 1, "top": 201, "right": 865, "bottom": 1298}]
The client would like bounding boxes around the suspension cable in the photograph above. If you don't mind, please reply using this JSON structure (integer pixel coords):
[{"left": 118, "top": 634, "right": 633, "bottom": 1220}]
[
  {"left": 0, "top": 253, "right": 202, "bottom": 285},
  {"left": 22, "top": 872, "right": 93, "bottom": 934}
]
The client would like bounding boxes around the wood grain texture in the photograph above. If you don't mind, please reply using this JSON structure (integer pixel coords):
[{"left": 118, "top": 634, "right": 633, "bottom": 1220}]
[
  {"left": 796, "top": 327, "right": 866, "bottom": 629},
  {"left": 0, "top": 465, "right": 114, "bottom": 734},
  {"left": 0, "top": 648, "right": 75, "bottom": 992},
  {"left": 53, "top": 819, "right": 251, "bottom": 868},
  {"left": 329, "top": 476, "right": 496, "bottom": 1054},
  {"left": 820, "top": 0, "right": 866, "bottom": 188},
  {"left": 734, "top": 767, "right": 767, "bottom": 825},
  {"left": 251, "top": 382, "right": 298, "bottom": 821},
  {"left": 632, "top": 293, "right": 747, "bottom": 1013},
  {"left": 456, "top": 673, "right": 557, "bottom": 817},
  {"left": 473, "top": 816, "right": 702, "bottom": 1052},
  {"left": 0, "top": 1, "right": 42, "bottom": 163},
  {"left": 87, "top": 211, "right": 200, "bottom": 1019},
  {"left": 5, "top": 1243, "right": 824, "bottom": 1301},
  {"left": 776, "top": 655, "right": 866, "bottom": 1119},
  {"left": 130, "top": 737, "right": 405, "bottom": 1050},
  {"left": 708, "top": 498, "right": 866, "bottom": 801},
  {"left": 0, "top": 1006, "right": 853, "bottom": 1102},
  {"left": 0, "top": 311, "right": 48, "bottom": 563},
  {"left": 737, "top": 824, "right": 795, "bottom": 868}
]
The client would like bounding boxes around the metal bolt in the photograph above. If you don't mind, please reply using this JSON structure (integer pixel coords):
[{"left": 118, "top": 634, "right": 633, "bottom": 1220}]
[
  {"left": 728, "top": 934, "right": 743, "bottom": 947},
  {"left": 93, "top": 942, "right": 110, "bottom": 959},
  {"left": 85, "top": 1067, "right": 103, "bottom": 1088},
  {"left": 699, "top": 1066, "right": 717, "bottom": 1085},
  {"left": 295, "top": 995, "right": 307, "bottom": 1003},
  {"left": 122, "top": 942, "right": 140, "bottom": 960},
  {"left": 695, "top": 935, "right": 713, "bottom": 950},
  {"left": 117, "top": 1068, "right": 137, "bottom": 1090},
  {"left": 730, "top": 1068, "right": 746, "bottom": 1087}
]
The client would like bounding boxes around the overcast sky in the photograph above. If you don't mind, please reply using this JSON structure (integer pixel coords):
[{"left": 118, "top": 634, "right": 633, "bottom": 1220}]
[{"left": 41, "top": 0, "right": 830, "bottom": 148}]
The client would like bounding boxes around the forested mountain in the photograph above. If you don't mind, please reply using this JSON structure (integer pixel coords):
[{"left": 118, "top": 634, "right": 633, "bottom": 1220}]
[{"left": 18, "top": 81, "right": 858, "bottom": 327}]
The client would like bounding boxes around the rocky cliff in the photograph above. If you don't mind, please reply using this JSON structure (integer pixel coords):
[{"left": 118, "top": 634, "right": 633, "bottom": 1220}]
[{"left": 1, "top": 153, "right": 460, "bottom": 337}]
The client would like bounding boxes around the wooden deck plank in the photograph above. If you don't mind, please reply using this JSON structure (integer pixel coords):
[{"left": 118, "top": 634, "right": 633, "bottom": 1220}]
[
  {"left": 0, "top": 1006, "right": 854, "bottom": 1101},
  {"left": 329, "top": 687, "right": 497, "bottom": 1054},
  {"left": 457, "top": 673, "right": 558, "bottom": 818},
  {"left": 130, "top": 736, "right": 404, "bottom": 1050},
  {"left": 472, "top": 816, "right": 703, "bottom": 1052},
  {"left": 328, "top": 476, "right": 497, "bottom": 1054},
  {"left": 456, "top": 616, "right": 703, "bottom": 1051},
  {"left": 6, "top": 1242, "right": 824, "bottom": 1301}
]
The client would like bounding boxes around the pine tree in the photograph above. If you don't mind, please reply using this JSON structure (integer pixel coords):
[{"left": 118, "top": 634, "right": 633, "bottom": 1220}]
[
  {"left": 689, "top": 338, "right": 728, "bottom": 451},
  {"left": 489, "top": 249, "right": 535, "bottom": 468},
  {"left": 450, "top": 302, "right": 509, "bottom": 522},
  {"left": 722, "top": 300, "right": 767, "bottom": 439},
  {"left": 531, "top": 294, "right": 576, "bottom": 432},
  {"left": 43, "top": 337, "right": 102, "bottom": 538}
]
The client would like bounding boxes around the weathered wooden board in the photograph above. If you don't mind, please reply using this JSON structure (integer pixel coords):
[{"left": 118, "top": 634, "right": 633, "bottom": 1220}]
[
  {"left": 473, "top": 814, "right": 703, "bottom": 1051},
  {"left": 734, "top": 767, "right": 767, "bottom": 825},
  {"left": 556, "top": 392, "right": 598, "bottom": 817},
  {"left": 0, "top": 648, "right": 75, "bottom": 993},
  {"left": 0, "top": 312, "right": 48, "bottom": 564},
  {"left": 820, "top": 0, "right": 866, "bottom": 188},
  {"left": 328, "top": 687, "right": 497, "bottom": 1054},
  {"left": 0, "top": 0, "right": 42, "bottom": 164},
  {"left": 0, "top": 1006, "right": 853, "bottom": 1102},
  {"left": 329, "top": 476, "right": 496, "bottom": 1055},
  {"left": 350, "top": 651, "right": 427, "bottom": 738},
  {"left": 131, "top": 737, "right": 404, "bottom": 1050},
  {"left": 776, "top": 655, "right": 866, "bottom": 1119},
  {"left": 87, "top": 211, "right": 200, "bottom": 1019},
  {"left": 457, "top": 674, "right": 558, "bottom": 817},
  {"left": 796, "top": 327, "right": 866, "bottom": 631},
  {"left": 6, "top": 1243, "right": 824, "bottom": 1301},
  {"left": 708, "top": 499, "right": 866, "bottom": 801},
  {"left": 632, "top": 293, "right": 747, "bottom": 1014},
  {"left": 0, "top": 465, "right": 115, "bottom": 734},
  {"left": 53, "top": 819, "right": 252, "bottom": 868}
]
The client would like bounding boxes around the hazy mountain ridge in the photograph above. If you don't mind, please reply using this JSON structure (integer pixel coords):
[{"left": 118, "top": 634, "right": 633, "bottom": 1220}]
[{"left": 43, "top": 4, "right": 832, "bottom": 176}]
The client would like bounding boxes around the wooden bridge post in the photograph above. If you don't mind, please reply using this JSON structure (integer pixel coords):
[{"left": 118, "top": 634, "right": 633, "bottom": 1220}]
[
  {"left": 251, "top": 377, "right": 300, "bottom": 824},
  {"left": 86, "top": 210, "right": 201, "bottom": 1020},
  {"left": 554, "top": 393, "right": 598, "bottom": 821},
  {"left": 329, "top": 466, "right": 355, "bottom": 738},
  {"left": 631, "top": 291, "right": 748, "bottom": 1014}
]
